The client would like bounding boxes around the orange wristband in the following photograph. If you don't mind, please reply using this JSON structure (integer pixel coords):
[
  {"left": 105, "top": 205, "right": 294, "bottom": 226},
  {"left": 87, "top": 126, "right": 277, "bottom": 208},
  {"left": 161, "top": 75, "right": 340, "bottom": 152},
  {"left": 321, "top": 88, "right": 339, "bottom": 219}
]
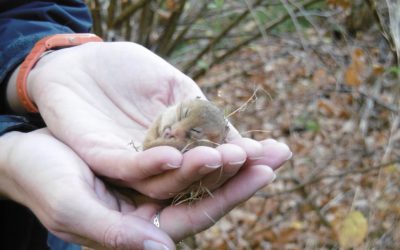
[{"left": 16, "top": 33, "right": 103, "bottom": 113}]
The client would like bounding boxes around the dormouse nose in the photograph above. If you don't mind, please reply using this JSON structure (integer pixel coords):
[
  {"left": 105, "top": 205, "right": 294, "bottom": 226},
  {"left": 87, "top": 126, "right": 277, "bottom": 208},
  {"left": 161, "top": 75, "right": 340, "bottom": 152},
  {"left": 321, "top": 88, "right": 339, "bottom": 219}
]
[
  {"left": 170, "top": 126, "right": 186, "bottom": 139},
  {"left": 161, "top": 125, "right": 186, "bottom": 139}
]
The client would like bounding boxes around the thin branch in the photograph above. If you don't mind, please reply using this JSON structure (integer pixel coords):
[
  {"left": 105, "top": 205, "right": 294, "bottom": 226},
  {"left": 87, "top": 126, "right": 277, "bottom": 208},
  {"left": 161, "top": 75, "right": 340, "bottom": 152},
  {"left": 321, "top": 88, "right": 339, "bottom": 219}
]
[
  {"left": 201, "top": 61, "right": 265, "bottom": 91},
  {"left": 157, "top": 0, "right": 187, "bottom": 56},
  {"left": 279, "top": 0, "right": 309, "bottom": 51},
  {"left": 322, "top": 86, "right": 399, "bottom": 113},
  {"left": 297, "top": 180, "right": 332, "bottom": 228},
  {"left": 111, "top": 0, "right": 147, "bottom": 28},
  {"left": 89, "top": 0, "right": 103, "bottom": 37},
  {"left": 107, "top": 0, "right": 117, "bottom": 29},
  {"left": 383, "top": 115, "right": 400, "bottom": 162},
  {"left": 164, "top": 3, "right": 208, "bottom": 57},
  {"left": 123, "top": 0, "right": 133, "bottom": 41},
  {"left": 256, "top": 159, "right": 400, "bottom": 199},
  {"left": 137, "top": 1, "right": 153, "bottom": 46},
  {"left": 191, "top": 0, "right": 323, "bottom": 80},
  {"left": 365, "top": 0, "right": 397, "bottom": 64},
  {"left": 182, "top": 0, "right": 263, "bottom": 73}
]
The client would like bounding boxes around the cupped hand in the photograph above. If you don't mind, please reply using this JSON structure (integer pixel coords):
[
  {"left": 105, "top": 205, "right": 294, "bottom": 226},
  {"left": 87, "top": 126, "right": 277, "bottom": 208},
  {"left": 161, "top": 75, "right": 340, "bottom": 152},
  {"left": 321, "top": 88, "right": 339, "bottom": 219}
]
[
  {"left": 0, "top": 129, "right": 174, "bottom": 249},
  {"left": 0, "top": 128, "right": 289, "bottom": 249},
  {"left": 8, "top": 42, "right": 291, "bottom": 198}
]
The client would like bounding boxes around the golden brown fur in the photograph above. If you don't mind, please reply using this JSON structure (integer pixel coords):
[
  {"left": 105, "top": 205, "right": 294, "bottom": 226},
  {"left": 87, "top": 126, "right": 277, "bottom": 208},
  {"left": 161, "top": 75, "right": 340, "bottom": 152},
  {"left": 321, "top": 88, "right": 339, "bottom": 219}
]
[{"left": 143, "top": 99, "right": 228, "bottom": 151}]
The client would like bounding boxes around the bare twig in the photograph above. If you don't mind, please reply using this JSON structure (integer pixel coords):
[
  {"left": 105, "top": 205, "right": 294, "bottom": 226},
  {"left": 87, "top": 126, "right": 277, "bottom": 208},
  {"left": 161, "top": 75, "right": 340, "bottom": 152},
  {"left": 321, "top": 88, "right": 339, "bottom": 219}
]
[
  {"left": 279, "top": 0, "right": 309, "bottom": 51},
  {"left": 157, "top": 0, "right": 187, "bottom": 55},
  {"left": 88, "top": 0, "right": 103, "bottom": 37},
  {"left": 322, "top": 86, "right": 399, "bottom": 113},
  {"left": 137, "top": 1, "right": 153, "bottom": 46},
  {"left": 164, "top": 3, "right": 208, "bottom": 57},
  {"left": 360, "top": 79, "right": 383, "bottom": 135},
  {"left": 112, "top": 0, "right": 147, "bottom": 28},
  {"left": 365, "top": 0, "right": 397, "bottom": 64},
  {"left": 192, "top": 0, "right": 323, "bottom": 80},
  {"left": 182, "top": 0, "right": 263, "bottom": 73},
  {"left": 107, "top": 0, "right": 117, "bottom": 29},
  {"left": 383, "top": 115, "right": 400, "bottom": 162},
  {"left": 384, "top": 0, "right": 400, "bottom": 64},
  {"left": 123, "top": 0, "right": 133, "bottom": 41},
  {"left": 256, "top": 159, "right": 400, "bottom": 199},
  {"left": 225, "top": 87, "right": 272, "bottom": 119},
  {"left": 298, "top": 180, "right": 332, "bottom": 228}
]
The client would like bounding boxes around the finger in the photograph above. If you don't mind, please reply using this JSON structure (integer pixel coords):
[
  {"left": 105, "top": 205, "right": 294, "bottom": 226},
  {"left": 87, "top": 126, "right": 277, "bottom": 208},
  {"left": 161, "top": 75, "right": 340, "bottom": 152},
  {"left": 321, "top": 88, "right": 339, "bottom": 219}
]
[
  {"left": 198, "top": 143, "right": 247, "bottom": 191},
  {"left": 18, "top": 131, "right": 176, "bottom": 250},
  {"left": 50, "top": 196, "right": 176, "bottom": 250},
  {"left": 228, "top": 137, "right": 265, "bottom": 160},
  {"left": 88, "top": 146, "right": 183, "bottom": 182},
  {"left": 160, "top": 165, "right": 276, "bottom": 241},
  {"left": 134, "top": 146, "right": 223, "bottom": 199},
  {"left": 248, "top": 139, "right": 292, "bottom": 170},
  {"left": 128, "top": 146, "right": 183, "bottom": 178}
]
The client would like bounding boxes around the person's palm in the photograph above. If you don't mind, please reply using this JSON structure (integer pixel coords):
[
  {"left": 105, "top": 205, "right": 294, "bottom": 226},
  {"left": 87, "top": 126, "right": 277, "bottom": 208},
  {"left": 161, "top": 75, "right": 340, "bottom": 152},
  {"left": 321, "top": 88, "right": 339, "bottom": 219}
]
[
  {"left": 27, "top": 43, "right": 215, "bottom": 195},
  {"left": 26, "top": 42, "right": 291, "bottom": 198},
  {"left": 1, "top": 128, "right": 278, "bottom": 249}
]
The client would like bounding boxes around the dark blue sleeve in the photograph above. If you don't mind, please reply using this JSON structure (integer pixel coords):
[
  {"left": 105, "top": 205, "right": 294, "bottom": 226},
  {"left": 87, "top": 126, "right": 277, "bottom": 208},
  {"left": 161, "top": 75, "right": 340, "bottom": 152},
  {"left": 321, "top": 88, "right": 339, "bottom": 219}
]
[
  {"left": 0, "top": 0, "right": 93, "bottom": 85},
  {"left": 0, "top": 1, "right": 92, "bottom": 133},
  {"left": 0, "top": 115, "right": 45, "bottom": 136}
]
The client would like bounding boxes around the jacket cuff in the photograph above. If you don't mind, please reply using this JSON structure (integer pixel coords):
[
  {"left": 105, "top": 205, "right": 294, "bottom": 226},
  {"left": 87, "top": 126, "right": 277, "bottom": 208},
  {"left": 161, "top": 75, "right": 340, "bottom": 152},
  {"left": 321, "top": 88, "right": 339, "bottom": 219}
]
[
  {"left": 0, "top": 115, "right": 45, "bottom": 136},
  {"left": 0, "top": 27, "right": 74, "bottom": 85}
]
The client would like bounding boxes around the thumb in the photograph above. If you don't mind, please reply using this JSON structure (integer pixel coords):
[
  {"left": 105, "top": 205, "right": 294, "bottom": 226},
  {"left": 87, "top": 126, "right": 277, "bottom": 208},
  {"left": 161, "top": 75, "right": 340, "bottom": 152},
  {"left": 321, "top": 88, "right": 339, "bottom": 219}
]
[
  {"left": 82, "top": 210, "right": 176, "bottom": 250},
  {"left": 47, "top": 187, "right": 175, "bottom": 250}
]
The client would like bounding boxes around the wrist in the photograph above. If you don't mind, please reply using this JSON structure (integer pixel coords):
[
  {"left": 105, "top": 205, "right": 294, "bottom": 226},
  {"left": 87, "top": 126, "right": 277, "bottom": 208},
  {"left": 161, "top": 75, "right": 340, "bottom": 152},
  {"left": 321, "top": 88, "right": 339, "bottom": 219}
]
[
  {"left": 0, "top": 131, "right": 23, "bottom": 200},
  {"left": 6, "top": 65, "right": 25, "bottom": 113},
  {"left": 6, "top": 50, "right": 55, "bottom": 114},
  {"left": 10, "top": 34, "right": 103, "bottom": 113}
]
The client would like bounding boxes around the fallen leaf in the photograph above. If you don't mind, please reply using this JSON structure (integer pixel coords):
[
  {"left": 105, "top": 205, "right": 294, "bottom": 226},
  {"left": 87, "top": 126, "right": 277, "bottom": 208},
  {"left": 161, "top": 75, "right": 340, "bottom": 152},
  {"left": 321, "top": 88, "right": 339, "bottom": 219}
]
[
  {"left": 317, "top": 99, "right": 336, "bottom": 117},
  {"left": 327, "top": 0, "right": 351, "bottom": 9},
  {"left": 344, "top": 48, "right": 366, "bottom": 87},
  {"left": 166, "top": 0, "right": 177, "bottom": 11},
  {"left": 336, "top": 210, "right": 368, "bottom": 248},
  {"left": 344, "top": 65, "right": 362, "bottom": 86},
  {"left": 372, "top": 64, "right": 385, "bottom": 76}
]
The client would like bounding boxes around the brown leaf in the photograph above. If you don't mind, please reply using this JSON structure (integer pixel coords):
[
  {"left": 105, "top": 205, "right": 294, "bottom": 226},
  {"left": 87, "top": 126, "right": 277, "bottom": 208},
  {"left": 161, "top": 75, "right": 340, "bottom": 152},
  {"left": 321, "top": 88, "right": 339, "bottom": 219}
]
[
  {"left": 335, "top": 210, "right": 368, "bottom": 248},
  {"left": 326, "top": 0, "right": 351, "bottom": 9},
  {"left": 344, "top": 65, "right": 362, "bottom": 86},
  {"left": 344, "top": 48, "right": 366, "bottom": 87},
  {"left": 372, "top": 64, "right": 385, "bottom": 76},
  {"left": 312, "top": 68, "right": 328, "bottom": 86},
  {"left": 317, "top": 99, "right": 336, "bottom": 117},
  {"left": 166, "top": 0, "right": 178, "bottom": 11},
  {"left": 276, "top": 227, "right": 300, "bottom": 244}
]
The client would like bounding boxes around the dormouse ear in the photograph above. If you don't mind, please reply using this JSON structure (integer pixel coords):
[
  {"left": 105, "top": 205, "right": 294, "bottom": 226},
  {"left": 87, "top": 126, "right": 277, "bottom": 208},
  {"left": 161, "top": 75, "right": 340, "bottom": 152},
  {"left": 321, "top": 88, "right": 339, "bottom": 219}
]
[
  {"left": 224, "top": 118, "right": 229, "bottom": 128},
  {"left": 223, "top": 119, "right": 230, "bottom": 141}
]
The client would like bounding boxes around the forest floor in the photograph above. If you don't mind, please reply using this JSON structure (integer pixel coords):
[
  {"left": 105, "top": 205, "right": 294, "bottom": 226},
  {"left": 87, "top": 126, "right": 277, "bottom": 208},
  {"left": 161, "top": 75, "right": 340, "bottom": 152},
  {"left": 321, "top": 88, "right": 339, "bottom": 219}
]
[{"left": 185, "top": 28, "right": 400, "bottom": 249}]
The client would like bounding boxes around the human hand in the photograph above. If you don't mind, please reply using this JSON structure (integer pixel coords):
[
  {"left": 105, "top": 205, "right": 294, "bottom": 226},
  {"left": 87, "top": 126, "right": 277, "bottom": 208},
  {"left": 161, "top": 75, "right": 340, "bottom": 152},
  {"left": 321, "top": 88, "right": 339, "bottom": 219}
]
[
  {"left": 6, "top": 42, "right": 291, "bottom": 198},
  {"left": 0, "top": 128, "right": 290, "bottom": 249}
]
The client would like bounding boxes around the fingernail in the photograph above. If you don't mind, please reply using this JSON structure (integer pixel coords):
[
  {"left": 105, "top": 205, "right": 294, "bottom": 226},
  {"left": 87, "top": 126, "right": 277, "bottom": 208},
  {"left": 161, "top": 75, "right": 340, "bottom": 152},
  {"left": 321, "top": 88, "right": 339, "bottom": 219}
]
[
  {"left": 204, "top": 163, "right": 222, "bottom": 168},
  {"left": 165, "top": 162, "right": 180, "bottom": 169},
  {"left": 249, "top": 156, "right": 264, "bottom": 161},
  {"left": 272, "top": 172, "right": 277, "bottom": 181},
  {"left": 228, "top": 160, "right": 246, "bottom": 166},
  {"left": 286, "top": 151, "right": 293, "bottom": 160},
  {"left": 143, "top": 240, "right": 170, "bottom": 250},
  {"left": 199, "top": 163, "right": 221, "bottom": 174}
]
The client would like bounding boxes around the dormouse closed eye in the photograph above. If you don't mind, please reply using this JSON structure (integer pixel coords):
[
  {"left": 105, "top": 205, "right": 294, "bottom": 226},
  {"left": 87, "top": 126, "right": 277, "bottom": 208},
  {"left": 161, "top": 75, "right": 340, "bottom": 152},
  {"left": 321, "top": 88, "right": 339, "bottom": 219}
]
[
  {"left": 189, "top": 128, "right": 203, "bottom": 137},
  {"left": 191, "top": 128, "right": 202, "bottom": 133}
]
